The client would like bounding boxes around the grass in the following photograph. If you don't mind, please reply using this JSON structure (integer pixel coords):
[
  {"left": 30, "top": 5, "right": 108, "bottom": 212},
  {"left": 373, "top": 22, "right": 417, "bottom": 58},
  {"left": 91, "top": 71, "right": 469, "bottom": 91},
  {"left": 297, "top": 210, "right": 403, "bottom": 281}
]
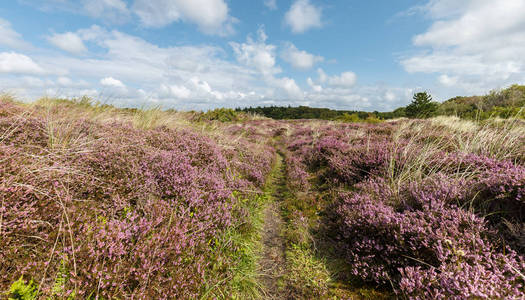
[
  {"left": 278, "top": 146, "right": 394, "bottom": 299},
  {"left": 385, "top": 116, "right": 525, "bottom": 199},
  {"left": 276, "top": 149, "right": 333, "bottom": 299},
  {"left": 202, "top": 154, "right": 284, "bottom": 299},
  {"left": 204, "top": 192, "right": 266, "bottom": 299}
]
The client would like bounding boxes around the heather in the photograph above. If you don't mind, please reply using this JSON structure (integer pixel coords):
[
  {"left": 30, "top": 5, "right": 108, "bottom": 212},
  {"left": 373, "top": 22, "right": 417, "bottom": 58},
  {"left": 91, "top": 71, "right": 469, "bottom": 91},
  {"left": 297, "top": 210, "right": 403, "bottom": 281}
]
[
  {"left": 282, "top": 117, "right": 525, "bottom": 298},
  {"left": 1, "top": 98, "right": 275, "bottom": 298},
  {"left": 2, "top": 96, "right": 525, "bottom": 299}
]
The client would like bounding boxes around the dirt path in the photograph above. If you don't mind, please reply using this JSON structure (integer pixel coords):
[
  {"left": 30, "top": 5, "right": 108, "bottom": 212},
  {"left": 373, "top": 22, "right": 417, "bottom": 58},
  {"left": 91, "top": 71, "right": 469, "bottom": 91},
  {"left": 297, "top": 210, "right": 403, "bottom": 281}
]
[{"left": 258, "top": 154, "right": 288, "bottom": 299}]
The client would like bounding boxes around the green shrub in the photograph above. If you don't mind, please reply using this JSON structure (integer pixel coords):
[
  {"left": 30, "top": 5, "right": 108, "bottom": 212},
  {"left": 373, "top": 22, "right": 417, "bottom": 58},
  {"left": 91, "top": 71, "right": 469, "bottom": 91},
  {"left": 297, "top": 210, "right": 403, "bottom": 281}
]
[
  {"left": 8, "top": 277, "right": 38, "bottom": 300},
  {"left": 337, "top": 113, "right": 361, "bottom": 123},
  {"left": 198, "top": 108, "right": 244, "bottom": 122}
]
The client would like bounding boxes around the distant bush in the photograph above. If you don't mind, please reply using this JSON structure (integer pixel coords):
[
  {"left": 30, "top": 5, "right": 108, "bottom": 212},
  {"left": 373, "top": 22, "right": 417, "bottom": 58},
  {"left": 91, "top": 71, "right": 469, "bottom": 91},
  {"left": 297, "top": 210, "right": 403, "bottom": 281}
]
[
  {"left": 337, "top": 112, "right": 382, "bottom": 123},
  {"left": 196, "top": 108, "right": 246, "bottom": 122},
  {"left": 437, "top": 84, "right": 525, "bottom": 120},
  {"left": 484, "top": 106, "right": 525, "bottom": 119},
  {"left": 337, "top": 113, "right": 361, "bottom": 123}
]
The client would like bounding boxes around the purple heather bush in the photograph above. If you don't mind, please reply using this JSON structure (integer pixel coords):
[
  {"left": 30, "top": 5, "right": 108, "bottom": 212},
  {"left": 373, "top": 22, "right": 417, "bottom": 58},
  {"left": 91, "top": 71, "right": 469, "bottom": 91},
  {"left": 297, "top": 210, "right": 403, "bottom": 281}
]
[
  {"left": 283, "top": 118, "right": 525, "bottom": 298},
  {"left": 0, "top": 101, "right": 275, "bottom": 298},
  {"left": 284, "top": 154, "right": 310, "bottom": 191},
  {"left": 336, "top": 178, "right": 525, "bottom": 298}
]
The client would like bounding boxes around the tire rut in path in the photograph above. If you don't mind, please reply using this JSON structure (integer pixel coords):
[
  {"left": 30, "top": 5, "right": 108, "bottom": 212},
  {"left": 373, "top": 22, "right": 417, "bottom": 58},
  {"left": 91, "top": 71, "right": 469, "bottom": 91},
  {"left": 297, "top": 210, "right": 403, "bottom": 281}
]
[{"left": 259, "top": 154, "right": 288, "bottom": 299}]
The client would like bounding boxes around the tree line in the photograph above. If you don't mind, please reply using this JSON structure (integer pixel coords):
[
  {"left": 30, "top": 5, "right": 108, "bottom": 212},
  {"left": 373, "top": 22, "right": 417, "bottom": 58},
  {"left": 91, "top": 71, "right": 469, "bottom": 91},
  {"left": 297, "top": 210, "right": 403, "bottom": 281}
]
[{"left": 237, "top": 84, "right": 525, "bottom": 121}]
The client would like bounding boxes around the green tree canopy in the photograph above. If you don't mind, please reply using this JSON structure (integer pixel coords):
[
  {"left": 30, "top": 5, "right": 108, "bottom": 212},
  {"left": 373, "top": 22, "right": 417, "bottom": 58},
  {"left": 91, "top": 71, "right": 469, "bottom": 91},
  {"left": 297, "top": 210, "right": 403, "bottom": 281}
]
[{"left": 406, "top": 92, "right": 438, "bottom": 118}]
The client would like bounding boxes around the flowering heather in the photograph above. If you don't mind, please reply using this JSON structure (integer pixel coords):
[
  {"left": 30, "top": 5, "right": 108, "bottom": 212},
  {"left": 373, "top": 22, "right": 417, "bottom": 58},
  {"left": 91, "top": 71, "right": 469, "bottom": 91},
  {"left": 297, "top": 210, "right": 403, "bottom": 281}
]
[
  {"left": 336, "top": 181, "right": 524, "bottom": 298},
  {"left": 0, "top": 100, "right": 275, "bottom": 298},
  {"left": 2, "top": 97, "right": 524, "bottom": 299},
  {"left": 283, "top": 117, "right": 525, "bottom": 298}
]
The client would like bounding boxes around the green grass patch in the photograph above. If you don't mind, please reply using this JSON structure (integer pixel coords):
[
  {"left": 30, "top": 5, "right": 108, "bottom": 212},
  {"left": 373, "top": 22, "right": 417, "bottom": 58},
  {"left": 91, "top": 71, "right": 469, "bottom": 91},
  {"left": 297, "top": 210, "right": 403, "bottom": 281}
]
[{"left": 201, "top": 154, "right": 283, "bottom": 299}]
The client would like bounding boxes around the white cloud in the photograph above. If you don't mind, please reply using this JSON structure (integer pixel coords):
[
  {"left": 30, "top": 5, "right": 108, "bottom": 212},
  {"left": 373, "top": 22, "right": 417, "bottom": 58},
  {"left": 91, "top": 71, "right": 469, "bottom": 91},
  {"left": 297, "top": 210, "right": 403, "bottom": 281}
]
[
  {"left": 307, "top": 77, "right": 322, "bottom": 92},
  {"left": 230, "top": 28, "right": 306, "bottom": 99},
  {"left": 47, "top": 32, "right": 87, "bottom": 54},
  {"left": 264, "top": 0, "right": 277, "bottom": 10},
  {"left": 401, "top": 0, "right": 525, "bottom": 94},
  {"left": 274, "top": 77, "right": 303, "bottom": 98},
  {"left": 161, "top": 84, "right": 191, "bottom": 99},
  {"left": 100, "top": 77, "right": 126, "bottom": 89},
  {"left": 0, "top": 52, "right": 44, "bottom": 75},
  {"left": 57, "top": 76, "right": 74, "bottom": 86},
  {"left": 383, "top": 91, "right": 399, "bottom": 102},
  {"left": 328, "top": 71, "right": 357, "bottom": 87},
  {"left": 22, "top": 76, "right": 45, "bottom": 87},
  {"left": 285, "top": 0, "right": 323, "bottom": 34},
  {"left": 413, "top": 0, "right": 525, "bottom": 48},
  {"left": 0, "top": 24, "right": 409, "bottom": 111},
  {"left": 281, "top": 43, "right": 323, "bottom": 70},
  {"left": 438, "top": 74, "right": 458, "bottom": 87},
  {"left": 133, "top": 0, "right": 236, "bottom": 36},
  {"left": 9, "top": 26, "right": 259, "bottom": 108},
  {"left": 300, "top": 70, "right": 398, "bottom": 110},
  {"left": 83, "top": 0, "right": 130, "bottom": 23},
  {"left": 317, "top": 68, "right": 327, "bottom": 83},
  {"left": 0, "top": 18, "right": 31, "bottom": 49},
  {"left": 230, "top": 28, "right": 280, "bottom": 75}
]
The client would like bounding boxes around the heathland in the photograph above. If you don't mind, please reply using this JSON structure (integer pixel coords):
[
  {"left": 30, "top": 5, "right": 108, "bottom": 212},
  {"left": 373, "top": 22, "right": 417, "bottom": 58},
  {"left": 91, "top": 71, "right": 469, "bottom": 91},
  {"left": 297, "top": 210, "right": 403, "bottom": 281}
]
[{"left": 1, "top": 93, "right": 524, "bottom": 299}]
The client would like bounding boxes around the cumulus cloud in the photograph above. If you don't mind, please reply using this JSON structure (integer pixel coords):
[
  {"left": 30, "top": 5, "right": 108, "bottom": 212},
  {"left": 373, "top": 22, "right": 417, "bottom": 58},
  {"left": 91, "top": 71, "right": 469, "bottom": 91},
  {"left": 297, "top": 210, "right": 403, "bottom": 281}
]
[
  {"left": 299, "top": 69, "right": 391, "bottom": 110},
  {"left": 0, "top": 52, "right": 44, "bottom": 75},
  {"left": 230, "top": 28, "right": 305, "bottom": 99},
  {"left": 438, "top": 74, "right": 459, "bottom": 87},
  {"left": 401, "top": 0, "right": 525, "bottom": 94},
  {"left": 328, "top": 71, "right": 357, "bottom": 87},
  {"left": 0, "top": 23, "right": 405, "bottom": 111},
  {"left": 285, "top": 0, "right": 323, "bottom": 34},
  {"left": 161, "top": 84, "right": 191, "bottom": 99},
  {"left": 0, "top": 18, "right": 31, "bottom": 49},
  {"left": 281, "top": 43, "right": 323, "bottom": 70},
  {"left": 230, "top": 28, "right": 280, "bottom": 75},
  {"left": 307, "top": 77, "right": 322, "bottom": 92},
  {"left": 47, "top": 32, "right": 88, "bottom": 54},
  {"left": 100, "top": 76, "right": 126, "bottom": 89},
  {"left": 273, "top": 77, "right": 303, "bottom": 99},
  {"left": 309, "top": 68, "right": 358, "bottom": 89},
  {"left": 6, "top": 25, "right": 261, "bottom": 109},
  {"left": 133, "top": 0, "right": 236, "bottom": 36}
]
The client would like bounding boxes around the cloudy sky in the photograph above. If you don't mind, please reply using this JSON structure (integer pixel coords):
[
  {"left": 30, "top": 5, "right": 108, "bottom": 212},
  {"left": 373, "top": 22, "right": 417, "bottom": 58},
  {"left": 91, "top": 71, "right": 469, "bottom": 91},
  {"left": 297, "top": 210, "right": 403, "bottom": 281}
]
[{"left": 1, "top": 0, "right": 524, "bottom": 111}]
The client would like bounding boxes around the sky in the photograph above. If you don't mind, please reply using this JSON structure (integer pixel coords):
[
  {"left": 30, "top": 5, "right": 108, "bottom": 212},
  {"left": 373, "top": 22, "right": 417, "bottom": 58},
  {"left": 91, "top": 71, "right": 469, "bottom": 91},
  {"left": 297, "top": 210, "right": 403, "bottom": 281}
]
[{"left": 0, "top": 0, "right": 524, "bottom": 111}]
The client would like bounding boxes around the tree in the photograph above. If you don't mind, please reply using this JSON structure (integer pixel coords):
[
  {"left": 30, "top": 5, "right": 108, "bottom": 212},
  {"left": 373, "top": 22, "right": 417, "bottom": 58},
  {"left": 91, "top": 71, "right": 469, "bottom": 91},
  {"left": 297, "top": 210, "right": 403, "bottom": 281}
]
[{"left": 406, "top": 92, "right": 438, "bottom": 118}]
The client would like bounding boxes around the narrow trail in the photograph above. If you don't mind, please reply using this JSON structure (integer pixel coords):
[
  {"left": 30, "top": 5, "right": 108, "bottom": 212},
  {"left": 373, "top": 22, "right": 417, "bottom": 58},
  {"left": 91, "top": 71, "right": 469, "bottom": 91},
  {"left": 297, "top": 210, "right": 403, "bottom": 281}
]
[{"left": 259, "top": 154, "right": 288, "bottom": 299}]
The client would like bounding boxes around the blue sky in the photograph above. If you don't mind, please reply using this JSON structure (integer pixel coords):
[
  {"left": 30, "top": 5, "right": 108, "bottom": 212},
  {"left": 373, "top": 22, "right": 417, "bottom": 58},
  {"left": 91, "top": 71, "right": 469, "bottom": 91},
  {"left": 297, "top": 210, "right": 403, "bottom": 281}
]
[{"left": 1, "top": 0, "right": 524, "bottom": 111}]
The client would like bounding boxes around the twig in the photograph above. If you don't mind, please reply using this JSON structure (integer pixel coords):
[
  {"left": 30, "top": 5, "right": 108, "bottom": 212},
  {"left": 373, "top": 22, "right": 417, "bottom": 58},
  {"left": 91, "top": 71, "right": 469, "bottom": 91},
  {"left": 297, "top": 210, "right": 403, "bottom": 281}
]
[{"left": 38, "top": 218, "right": 63, "bottom": 295}]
